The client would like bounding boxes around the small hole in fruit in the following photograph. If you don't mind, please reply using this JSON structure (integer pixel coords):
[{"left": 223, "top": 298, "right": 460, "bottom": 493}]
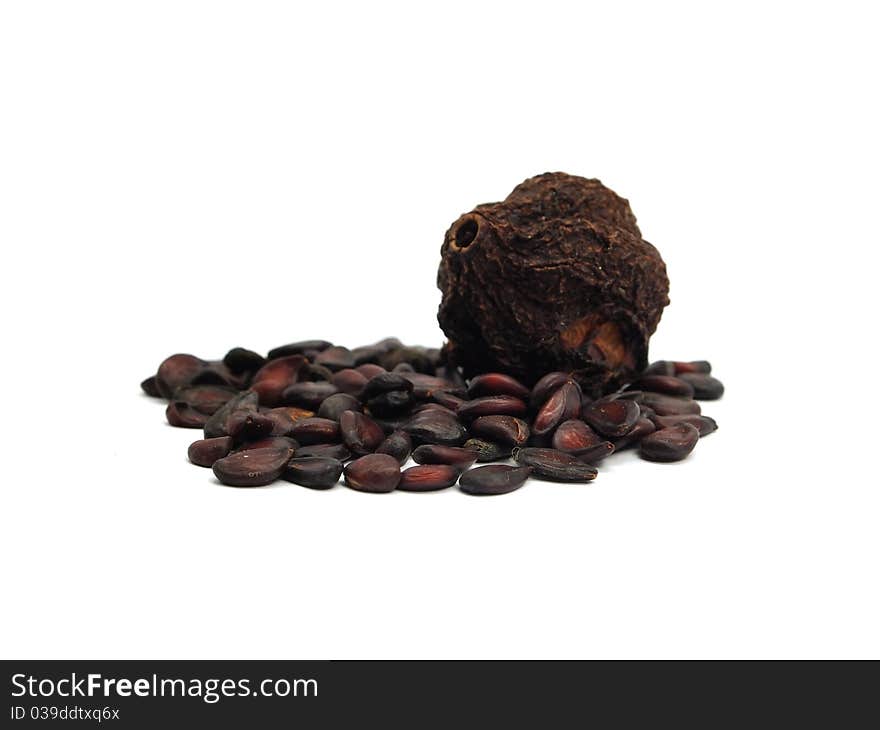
[{"left": 455, "top": 219, "right": 478, "bottom": 248}]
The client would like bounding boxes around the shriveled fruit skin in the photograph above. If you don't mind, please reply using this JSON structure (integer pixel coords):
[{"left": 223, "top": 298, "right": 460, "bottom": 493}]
[{"left": 438, "top": 172, "right": 670, "bottom": 397}]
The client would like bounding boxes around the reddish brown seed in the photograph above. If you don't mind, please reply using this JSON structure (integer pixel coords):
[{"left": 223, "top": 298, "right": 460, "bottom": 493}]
[
  {"left": 314, "top": 346, "right": 355, "bottom": 371},
  {"left": 267, "top": 340, "right": 332, "bottom": 360},
  {"left": 331, "top": 368, "right": 369, "bottom": 397},
  {"left": 274, "top": 406, "right": 315, "bottom": 425},
  {"left": 261, "top": 408, "right": 297, "bottom": 437},
  {"left": 464, "top": 438, "right": 512, "bottom": 462},
  {"left": 141, "top": 376, "right": 162, "bottom": 398},
  {"left": 156, "top": 353, "right": 206, "bottom": 398},
  {"left": 339, "top": 410, "right": 385, "bottom": 455},
  {"left": 402, "top": 373, "right": 461, "bottom": 400},
  {"left": 459, "top": 465, "right": 532, "bottom": 496},
  {"left": 673, "top": 360, "right": 712, "bottom": 375},
  {"left": 412, "top": 402, "right": 457, "bottom": 416},
  {"left": 188, "top": 436, "right": 234, "bottom": 467},
  {"left": 632, "top": 375, "right": 695, "bottom": 398},
  {"left": 431, "top": 390, "right": 466, "bottom": 411},
  {"left": 677, "top": 373, "right": 724, "bottom": 400},
  {"left": 398, "top": 464, "right": 461, "bottom": 492},
  {"left": 290, "top": 417, "right": 341, "bottom": 444},
  {"left": 282, "top": 457, "right": 343, "bottom": 489},
  {"left": 572, "top": 441, "right": 615, "bottom": 464},
  {"left": 639, "top": 423, "right": 700, "bottom": 462},
  {"left": 212, "top": 446, "right": 292, "bottom": 487},
  {"left": 355, "top": 363, "right": 387, "bottom": 379},
  {"left": 552, "top": 419, "right": 604, "bottom": 452},
  {"left": 457, "top": 395, "right": 528, "bottom": 421},
  {"left": 203, "top": 391, "right": 259, "bottom": 438},
  {"left": 166, "top": 401, "right": 209, "bottom": 428},
  {"left": 250, "top": 355, "right": 308, "bottom": 406},
  {"left": 411, "top": 445, "right": 478, "bottom": 468},
  {"left": 317, "top": 393, "right": 363, "bottom": 421},
  {"left": 470, "top": 415, "right": 530, "bottom": 446},
  {"left": 170, "top": 384, "right": 238, "bottom": 415},
  {"left": 532, "top": 381, "right": 582, "bottom": 437},
  {"left": 467, "top": 373, "right": 531, "bottom": 401},
  {"left": 529, "top": 371, "right": 571, "bottom": 410},
  {"left": 582, "top": 398, "right": 641, "bottom": 437},
  {"left": 651, "top": 414, "right": 718, "bottom": 436},
  {"left": 375, "top": 429, "right": 413, "bottom": 465},
  {"left": 642, "top": 360, "right": 675, "bottom": 377},
  {"left": 189, "top": 361, "right": 248, "bottom": 390},
  {"left": 343, "top": 453, "right": 401, "bottom": 493},
  {"left": 295, "top": 443, "right": 352, "bottom": 460},
  {"left": 404, "top": 409, "right": 468, "bottom": 446},
  {"left": 234, "top": 436, "right": 298, "bottom": 455},
  {"left": 361, "top": 372, "right": 414, "bottom": 401},
  {"left": 640, "top": 393, "right": 702, "bottom": 416},
  {"left": 511, "top": 447, "right": 598, "bottom": 482},
  {"left": 227, "top": 411, "right": 275, "bottom": 442},
  {"left": 281, "top": 381, "right": 339, "bottom": 409},
  {"left": 613, "top": 418, "right": 657, "bottom": 450}
]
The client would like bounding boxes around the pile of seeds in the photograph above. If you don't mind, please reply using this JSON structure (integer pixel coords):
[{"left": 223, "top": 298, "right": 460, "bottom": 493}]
[{"left": 141, "top": 338, "right": 724, "bottom": 496}]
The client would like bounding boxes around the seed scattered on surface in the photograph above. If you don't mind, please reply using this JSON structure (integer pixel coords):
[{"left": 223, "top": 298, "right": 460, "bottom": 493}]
[
  {"left": 223, "top": 347, "right": 267, "bottom": 374},
  {"left": 456, "top": 395, "right": 528, "bottom": 421},
  {"left": 249, "top": 355, "right": 307, "bottom": 407},
  {"left": 677, "top": 373, "right": 724, "bottom": 400},
  {"left": 551, "top": 419, "right": 603, "bottom": 453},
  {"left": 339, "top": 410, "right": 385, "bottom": 455},
  {"left": 651, "top": 414, "right": 718, "bottom": 436},
  {"left": 283, "top": 457, "right": 343, "bottom": 489},
  {"left": 282, "top": 381, "right": 340, "bottom": 409},
  {"left": 512, "top": 447, "right": 598, "bottom": 482},
  {"left": 532, "top": 380, "right": 582, "bottom": 436},
  {"left": 467, "top": 373, "right": 530, "bottom": 401},
  {"left": 469, "top": 415, "right": 530, "bottom": 446},
  {"left": 582, "top": 398, "right": 641, "bottom": 438},
  {"left": 632, "top": 375, "right": 694, "bottom": 398},
  {"left": 375, "top": 429, "right": 413, "bottom": 465},
  {"left": 673, "top": 360, "right": 712, "bottom": 375},
  {"left": 613, "top": 417, "right": 657, "bottom": 450},
  {"left": 639, "top": 423, "right": 700, "bottom": 462},
  {"left": 295, "top": 443, "right": 352, "bottom": 460},
  {"left": 640, "top": 392, "right": 702, "bottom": 416},
  {"left": 463, "top": 438, "right": 512, "bottom": 462},
  {"left": 290, "top": 417, "right": 341, "bottom": 444},
  {"left": 459, "top": 465, "right": 532, "bottom": 496},
  {"left": 404, "top": 408, "right": 468, "bottom": 446},
  {"left": 188, "top": 436, "right": 234, "bottom": 467},
  {"left": 398, "top": 464, "right": 461, "bottom": 492},
  {"left": 343, "top": 453, "right": 401, "bottom": 493},
  {"left": 212, "top": 446, "right": 292, "bottom": 487},
  {"left": 411, "top": 444, "right": 478, "bottom": 468}
]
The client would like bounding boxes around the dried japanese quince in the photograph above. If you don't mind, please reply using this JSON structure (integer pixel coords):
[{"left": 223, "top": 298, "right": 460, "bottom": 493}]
[{"left": 437, "top": 172, "right": 670, "bottom": 397}]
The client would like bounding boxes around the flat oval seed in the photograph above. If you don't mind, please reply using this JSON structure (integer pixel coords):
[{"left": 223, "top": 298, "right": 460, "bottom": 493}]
[
  {"left": 673, "top": 360, "right": 712, "bottom": 375},
  {"left": 233, "top": 436, "right": 298, "bottom": 455},
  {"left": 640, "top": 393, "right": 702, "bottom": 416},
  {"left": 283, "top": 457, "right": 343, "bottom": 489},
  {"left": 551, "top": 419, "right": 603, "bottom": 453},
  {"left": 295, "top": 443, "right": 352, "bottom": 460},
  {"left": 281, "top": 381, "right": 339, "bottom": 409},
  {"left": 339, "top": 410, "right": 385, "bottom": 455},
  {"left": 267, "top": 340, "right": 333, "bottom": 360},
  {"left": 375, "top": 429, "right": 413, "bottom": 465},
  {"left": 613, "top": 418, "right": 657, "bottom": 450},
  {"left": 343, "top": 454, "right": 401, "bottom": 493},
  {"left": 355, "top": 363, "right": 387, "bottom": 379},
  {"left": 314, "top": 346, "right": 356, "bottom": 371},
  {"left": 470, "top": 415, "right": 530, "bottom": 446},
  {"left": 188, "top": 436, "right": 233, "bottom": 467},
  {"left": 467, "top": 373, "right": 531, "bottom": 400},
  {"left": 227, "top": 411, "right": 275, "bottom": 442},
  {"left": 331, "top": 369, "right": 369, "bottom": 397},
  {"left": 582, "top": 398, "right": 641, "bottom": 437},
  {"left": 398, "top": 464, "right": 461, "bottom": 492},
  {"left": 642, "top": 360, "right": 676, "bottom": 377},
  {"left": 212, "top": 446, "right": 291, "bottom": 487},
  {"left": 404, "top": 409, "right": 468, "bottom": 446},
  {"left": 572, "top": 441, "right": 615, "bottom": 464},
  {"left": 290, "top": 417, "right": 341, "bottom": 444},
  {"left": 156, "top": 353, "right": 206, "bottom": 398},
  {"left": 463, "top": 438, "right": 512, "bottom": 462},
  {"left": 317, "top": 393, "right": 363, "bottom": 421},
  {"left": 223, "top": 347, "right": 266, "bottom": 374},
  {"left": 532, "top": 381, "right": 582, "bottom": 437},
  {"left": 677, "top": 373, "right": 724, "bottom": 400},
  {"left": 203, "top": 391, "right": 259, "bottom": 438},
  {"left": 456, "top": 395, "right": 528, "bottom": 421},
  {"left": 166, "top": 401, "right": 210, "bottom": 428},
  {"left": 361, "top": 372, "right": 414, "bottom": 401},
  {"left": 632, "top": 375, "right": 695, "bottom": 398},
  {"left": 250, "top": 355, "right": 308, "bottom": 406},
  {"left": 459, "top": 465, "right": 532, "bottom": 496},
  {"left": 639, "top": 423, "right": 700, "bottom": 462},
  {"left": 512, "top": 447, "right": 598, "bottom": 482},
  {"left": 651, "top": 414, "right": 718, "bottom": 437},
  {"left": 412, "top": 445, "right": 479, "bottom": 468},
  {"left": 529, "top": 371, "right": 571, "bottom": 410}
]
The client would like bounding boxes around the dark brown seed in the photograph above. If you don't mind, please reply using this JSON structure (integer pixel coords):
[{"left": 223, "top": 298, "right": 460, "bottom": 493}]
[
  {"left": 470, "top": 415, "right": 530, "bottom": 446},
  {"left": 371, "top": 415, "right": 411, "bottom": 435},
  {"left": 582, "top": 398, "right": 641, "bottom": 437},
  {"left": 412, "top": 444, "right": 478, "bottom": 468},
  {"left": 212, "top": 446, "right": 292, "bottom": 487},
  {"left": 350, "top": 345, "right": 384, "bottom": 366},
  {"left": 282, "top": 457, "right": 343, "bottom": 489},
  {"left": 392, "top": 362, "right": 415, "bottom": 373},
  {"left": 223, "top": 347, "right": 266, "bottom": 374},
  {"left": 677, "top": 373, "right": 724, "bottom": 400},
  {"left": 467, "top": 373, "right": 530, "bottom": 401},
  {"left": 315, "top": 346, "right": 355, "bottom": 371},
  {"left": 459, "top": 465, "right": 532, "bottom": 496},
  {"left": 551, "top": 419, "right": 604, "bottom": 452},
  {"left": 639, "top": 423, "right": 700, "bottom": 462},
  {"left": 412, "top": 402, "right": 456, "bottom": 416},
  {"left": 652, "top": 414, "right": 718, "bottom": 436},
  {"left": 532, "top": 381, "right": 582, "bottom": 436},
  {"left": 402, "top": 373, "right": 461, "bottom": 399},
  {"left": 632, "top": 375, "right": 695, "bottom": 398},
  {"left": 273, "top": 406, "right": 316, "bottom": 425},
  {"left": 317, "top": 393, "right": 363, "bottom": 421},
  {"left": 141, "top": 376, "right": 162, "bottom": 398},
  {"left": 366, "top": 390, "right": 415, "bottom": 417},
  {"left": 166, "top": 401, "right": 209, "bottom": 428},
  {"left": 250, "top": 355, "right": 308, "bottom": 406},
  {"left": 233, "top": 436, "right": 298, "bottom": 454},
  {"left": 463, "top": 438, "right": 512, "bottom": 462},
  {"left": 343, "top": 453, "right": 401, "bottom": 493},
  {"left": 188, "top": 436, "right": 234, "bottom": 467},
  {"left": 188, "top": 361, "right": 249, "bottom": 389},
  {"left": 673, "top": 360, "right": 712, "bottom": 375},
  {"left": 339, "top": 410, "right": 385, "bottom": 455},
  {"left": 203, "top": 390, "right": 259, "bottom": 438},
  {"left": 404, "top": 409, "right": 468, "bottom": 446},
  {"left": 615, "top": 390, "right": 645, "bottom": 402},
  {"left": 290, "top": 417, "right": 341, "bottom": 445},
  {"left": 572, "top": 441, "right": 615, "bottom": 464},
  {"left": 281, "top": 381, "right": 339, "bottom": 409},
  {"left": 261, "top": 408, "right": 297, "bottom": 437},
  {"left": 431, "top": 390, "right": 466, "bottom": 411},
  {"left": 457, "top": 395, "right": 528, "bottom": 421},
  {"left": 295, "top": 443, "right": 352, "bottom": 460},
  {"left": 511, "top": 447, "right": 598, "bottom": 482},
  {"left": 613, "top": 418, "right": 657, "bottom": 450},
  {"left": 372, "top": 336, "right": 405, "bottom": 352},
  {"left": 355, "top": 363, "right": 387, "bottom": 379},
  {"left": 640, "top": 393, "right": 702, "bottom": 416},
  {"left": 170, "top": 384, "right": 237, "bottom": 415},
  {"left": 331, "top": 368, "right": 369, "bottom": 397},
  {"left": 375, "top": 430, "right": 413, "bottom": 465},
  {"left": 303, "top": 363, "right": 334, "bottom": 382},
  {"left": 398, "top": 464, "right": 461, "bottom": 492},
  {"left": 156, "top": 353, "right": 206, "bottom": 398},
  {"left": 642, "top": 360, "right": 675, "bottom": 376},
  {"left": 529, "top": 371, "right": 571, "bottom": 410},
  {"left": 267, "top": 340, "right": 332, "bottom": 360},
  {"left": 380, "top": 346, "right": 434, "bottom": 373},
  {"left": 227, "top": 411, "right": 275, "bottom": 442},
  {"left": 361, "top": 372, "right": 414, "bottom": 401}
]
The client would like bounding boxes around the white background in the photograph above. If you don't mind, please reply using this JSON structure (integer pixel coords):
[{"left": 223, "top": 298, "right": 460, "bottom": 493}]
[{"left": 1, "top": 1, "right": 877, "bottom": 659}]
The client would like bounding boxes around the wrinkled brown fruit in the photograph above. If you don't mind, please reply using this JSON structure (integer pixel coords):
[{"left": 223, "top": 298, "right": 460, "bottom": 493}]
[{"left": 438, "top": 173, "right": 669, "bottom": 396}]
